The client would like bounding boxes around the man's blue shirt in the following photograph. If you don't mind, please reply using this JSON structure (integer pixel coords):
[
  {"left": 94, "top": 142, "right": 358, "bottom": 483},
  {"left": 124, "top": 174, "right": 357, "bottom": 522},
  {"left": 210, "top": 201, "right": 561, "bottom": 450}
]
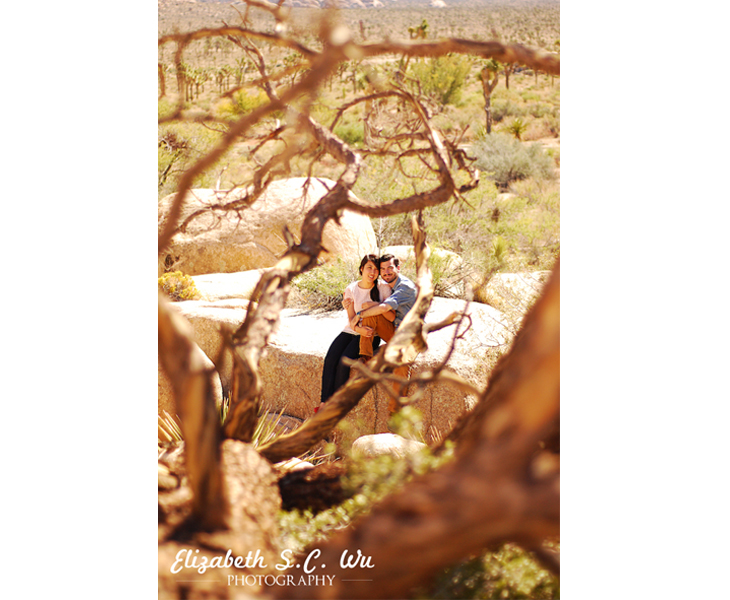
[{"left": 383, "top": 274, "right": 417, "bottom": 327}]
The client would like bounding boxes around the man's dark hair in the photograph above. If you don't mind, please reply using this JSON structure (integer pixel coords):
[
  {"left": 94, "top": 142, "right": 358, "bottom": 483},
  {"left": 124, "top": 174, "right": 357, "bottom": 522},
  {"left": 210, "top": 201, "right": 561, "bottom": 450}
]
[{"left": 379, "top": 253, "right": 400, "bottom": 267}]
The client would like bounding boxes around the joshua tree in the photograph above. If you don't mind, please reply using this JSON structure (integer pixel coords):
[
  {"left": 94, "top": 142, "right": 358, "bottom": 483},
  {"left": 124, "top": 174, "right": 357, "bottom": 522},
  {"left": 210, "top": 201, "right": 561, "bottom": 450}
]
[
  {"left": 480, "top": 58, "right": 500, "bottom": 134},
  {"left": 507, "top": 116, "right": 528, "bottom": 140}
]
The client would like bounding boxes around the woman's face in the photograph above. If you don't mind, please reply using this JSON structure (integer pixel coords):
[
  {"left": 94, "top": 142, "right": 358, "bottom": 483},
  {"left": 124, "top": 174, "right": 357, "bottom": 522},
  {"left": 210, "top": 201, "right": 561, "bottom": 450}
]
[{"left": 360, "top": 260, "right": 379, "bottom": 284}]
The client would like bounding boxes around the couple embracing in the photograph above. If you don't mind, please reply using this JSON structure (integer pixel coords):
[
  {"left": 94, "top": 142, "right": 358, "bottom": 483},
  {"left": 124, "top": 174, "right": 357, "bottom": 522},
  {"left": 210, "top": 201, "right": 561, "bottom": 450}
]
[{"left": 316, "top": 253, "right": 417, "bottom": 415}]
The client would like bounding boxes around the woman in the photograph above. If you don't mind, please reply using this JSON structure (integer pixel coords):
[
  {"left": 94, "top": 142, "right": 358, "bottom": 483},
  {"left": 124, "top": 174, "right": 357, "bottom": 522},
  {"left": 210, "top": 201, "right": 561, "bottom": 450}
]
[{"left": 315, "top": 254, "right": 394, "bottom": 414}]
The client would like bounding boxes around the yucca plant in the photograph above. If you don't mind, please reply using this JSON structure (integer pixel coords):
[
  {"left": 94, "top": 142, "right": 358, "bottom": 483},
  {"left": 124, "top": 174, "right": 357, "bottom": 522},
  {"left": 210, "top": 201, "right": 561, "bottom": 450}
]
[
  {"left": 505, "top": 117, "right": 528, "bottom": 141},
  {"left": 158, "top": 397, "right": 330, "bottom": 466}
]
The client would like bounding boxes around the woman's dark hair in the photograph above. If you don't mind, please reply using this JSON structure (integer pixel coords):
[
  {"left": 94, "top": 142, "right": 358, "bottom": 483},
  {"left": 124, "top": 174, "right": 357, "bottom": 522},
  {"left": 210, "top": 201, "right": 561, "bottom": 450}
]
[{"left": 358, "top": 254, "right": 381, "bottom": 302}]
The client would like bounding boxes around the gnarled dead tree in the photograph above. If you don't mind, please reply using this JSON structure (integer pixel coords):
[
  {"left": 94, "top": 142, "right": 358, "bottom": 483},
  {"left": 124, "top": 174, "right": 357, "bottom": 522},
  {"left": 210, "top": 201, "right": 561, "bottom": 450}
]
[{"left": 158, "top": 4, "right": 559, "bottom": 597}]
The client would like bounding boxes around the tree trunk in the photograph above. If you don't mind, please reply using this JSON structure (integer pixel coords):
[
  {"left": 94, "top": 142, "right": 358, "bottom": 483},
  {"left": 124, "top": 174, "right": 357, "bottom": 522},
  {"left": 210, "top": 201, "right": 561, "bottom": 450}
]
[
  {"left": 485, "top": 94, "right": 492, "bottom": 134},
  {"left": 480, "top": 66, "right": 498, "bottom": 135},
  {"left": 158, "top": 292, "right": 228, "bottom": 531},
  {"left": 158, "top": 63, "right": 166, "bottom": 98}
]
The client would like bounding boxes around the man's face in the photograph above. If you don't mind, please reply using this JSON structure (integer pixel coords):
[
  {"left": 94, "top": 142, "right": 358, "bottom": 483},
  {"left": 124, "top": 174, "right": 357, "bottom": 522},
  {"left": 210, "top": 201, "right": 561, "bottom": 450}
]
[{"left": 379, "top": 258, "right": 400, "bottom": 285}]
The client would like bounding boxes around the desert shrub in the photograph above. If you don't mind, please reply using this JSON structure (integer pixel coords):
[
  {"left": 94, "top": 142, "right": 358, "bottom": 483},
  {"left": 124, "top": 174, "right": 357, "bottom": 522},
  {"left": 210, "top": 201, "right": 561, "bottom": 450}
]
[
  {"left": 158, "top": 130, "right": 191, "bottom": 189},
  {"left": 520, "top": 90, "right": 542, "bottom": 102},
  {"left": 157, "top": 122, "right": 225, "bottom": 197},
  {"left": 424, "top": 543, "right": 560, "bottom": 599},
  {"left": 544, "top": 112, "right": 560, "bottom": 136},
  {"left": 158, "top": 271, "right": 200, "bottom": 301},
  {"left": 214, "top": 88, "right": 269, "bottom": 119},
  {"left": 546, "top": 146, "right": 560, "bottom": 167},
  {"left": 409, "top": 54, "right": 472, "bottom": 107},
  {"left": 333, "top": 119, "right": 365, "bottom": 146},
  {"left": 527, "top": 102, "right": 554, "bottom": 119},
  {"left": 428, "top": 252, "right": 469, "bottom": 299},
  {"left": 471, "top": 133, "right": 555, "bottom": 189},
  {"left": 491, "top": 98, "right": 526, "bottom": 122},
  {"left": 158, "top": 98, "right": 177, "bottom": 120},
  {"left": 522, "top": 118, "right": 555, "bottom": 141},
  {"left": 492, "top": 87, "right": 522, "bottom": 103}
]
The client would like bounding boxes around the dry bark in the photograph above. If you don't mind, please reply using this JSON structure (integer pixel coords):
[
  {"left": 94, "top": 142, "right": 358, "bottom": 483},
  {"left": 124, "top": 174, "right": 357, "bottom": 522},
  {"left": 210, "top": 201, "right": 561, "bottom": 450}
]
[
  {"left": 278, "top": 462, "right": 349, "bottom": 513},
  {"left": 158, "top": 292, "right": 227, "bottom": 531}
]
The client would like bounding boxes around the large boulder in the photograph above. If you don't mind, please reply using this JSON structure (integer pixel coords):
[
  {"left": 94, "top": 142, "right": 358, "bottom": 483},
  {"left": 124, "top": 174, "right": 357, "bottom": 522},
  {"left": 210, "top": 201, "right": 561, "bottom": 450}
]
[
  {"left": 158, "top": 177, "right": 378, "bottom": 275},
  {"left": 257, "top": 297, "right": 511, "bottom": 443},
  {"left": 351, "top": 433, "right": 427, "bottom": 458},
  {"left": 166, "top": 297, "right": 511, "bottom": 443},
  {"left": 191, "top": 268, "right": 270, "bottom": 301},
  {"left": 168, "top": 298, "right": 251, "bottom": 393}
]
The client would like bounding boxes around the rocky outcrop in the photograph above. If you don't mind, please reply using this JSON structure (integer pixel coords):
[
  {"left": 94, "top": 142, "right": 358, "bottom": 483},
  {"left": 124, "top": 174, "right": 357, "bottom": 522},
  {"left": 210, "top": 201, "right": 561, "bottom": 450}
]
[
  {"left": 258, "top": 297, "right": 509, "bottom": 442},
  {"left": 161, "top": 284, "right": 526, "bottom": 444},
  {"left": 351, "top": 433, "right": 427, "bottom": 458},
  {"left": 191, "top": 268, "right": 271, "bottom": 301},
  {"left": 166, "top": 296, "right": 511, "bottom": 441},
  {"left": 167, "top": 298, "right": 251, "bottom": 394},
  {"left": 158, "top": 177, "right": 378, "bottom": 275}
]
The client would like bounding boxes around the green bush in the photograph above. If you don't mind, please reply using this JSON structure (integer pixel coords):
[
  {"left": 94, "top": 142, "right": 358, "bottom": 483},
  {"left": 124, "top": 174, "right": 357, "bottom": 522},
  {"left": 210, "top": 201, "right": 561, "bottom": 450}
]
[
  {"left": 409, "top": 54, "right": 472, "bottom": 107},
  {"left": 471, "top": 133, "right": 556, "bottom": 189},
  {"left": 333, "top": 120, "right": 365, "bottom": 146},
  {"left": 214, "top": 88, "right": 269, "bottom": 120},
  {"left": 527, "top": 102, "right": 554, "bottom": 119},
  {"left": 158, "top": 271, "right": 200, "bottom": 301},
  {"left": 491, "top": 99, "right": 526, "bottom": 122},
  {"left": 424, "top": 543, "right": 560, "bottom": 599}
]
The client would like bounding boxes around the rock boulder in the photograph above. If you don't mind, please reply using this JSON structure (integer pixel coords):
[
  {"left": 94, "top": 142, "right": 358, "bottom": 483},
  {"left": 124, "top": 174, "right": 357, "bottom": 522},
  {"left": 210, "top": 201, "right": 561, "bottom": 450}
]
[
  {"left": 257, "top": 296, "right": 511, "bottom": 443},
  {"left": 351, "top": 433, "right": 427, "bottom": 458},
  {"left": 168, "top": 298, "right": 251, "bottom": 393},
  {"left": 164, "top": 297, "right": 511, "bottom": 442},
  {"left": 159, "top": 177, "right": 378, "bottom": 275},
  {"left": 191, "top": 268, "right": 271, "bottom": 301}
]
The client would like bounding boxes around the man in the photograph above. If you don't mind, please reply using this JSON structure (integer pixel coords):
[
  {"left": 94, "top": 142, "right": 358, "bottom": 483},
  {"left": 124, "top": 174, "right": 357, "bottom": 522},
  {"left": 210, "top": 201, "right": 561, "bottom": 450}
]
[{"left": 350, "top": 253, "right": 418, "bottom": 414}]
